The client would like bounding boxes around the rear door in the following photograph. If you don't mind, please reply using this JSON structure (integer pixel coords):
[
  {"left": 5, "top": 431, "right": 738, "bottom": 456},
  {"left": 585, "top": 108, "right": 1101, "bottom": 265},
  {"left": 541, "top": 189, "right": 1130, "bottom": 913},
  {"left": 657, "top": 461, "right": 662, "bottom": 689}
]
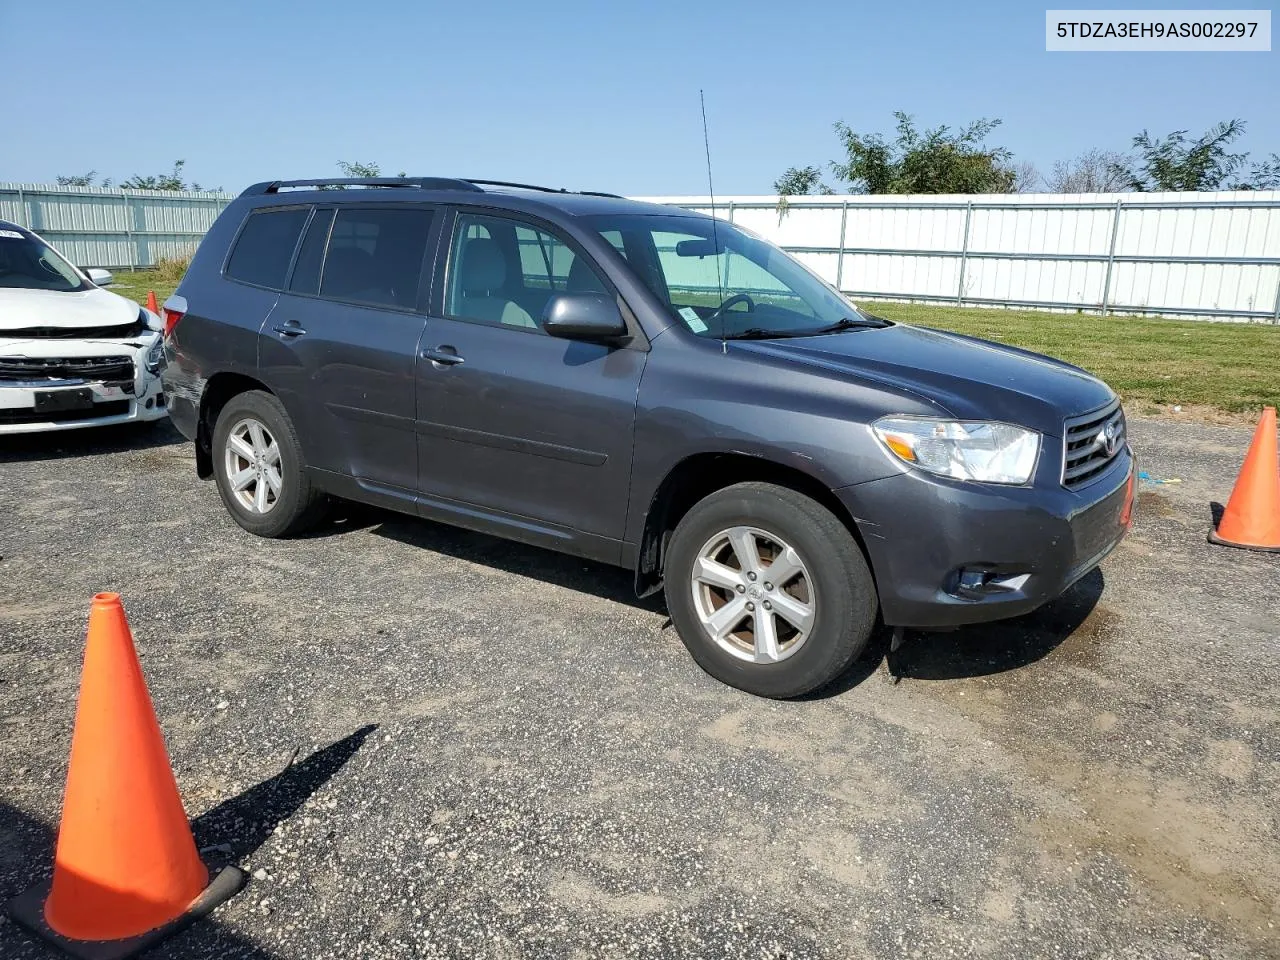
[
  {"left": 260, "top": 203, "right": 440, "bottom": 494},
  {"left": 414, "top": 208, "right": 646, "bottom": 553}
]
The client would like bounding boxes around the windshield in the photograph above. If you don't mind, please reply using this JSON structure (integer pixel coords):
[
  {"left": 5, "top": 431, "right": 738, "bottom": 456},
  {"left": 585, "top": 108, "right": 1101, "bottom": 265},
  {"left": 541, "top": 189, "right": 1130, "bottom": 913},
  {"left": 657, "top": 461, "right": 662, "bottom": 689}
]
[
  {"left": 585, "top": 214, "right": 885, "bottom": 339},
  {"left": 0, "top": 228, "right": 88, "bottom": 292}
]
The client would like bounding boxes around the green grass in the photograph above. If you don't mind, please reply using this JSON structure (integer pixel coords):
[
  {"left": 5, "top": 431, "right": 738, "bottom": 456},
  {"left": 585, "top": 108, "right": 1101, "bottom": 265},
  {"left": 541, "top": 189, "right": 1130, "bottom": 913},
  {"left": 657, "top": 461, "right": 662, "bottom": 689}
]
[
  {"left": 866, "top": 301, "right": 1280, "bottom": 415},
  {"left": 107, "top": 268, "right": 175, "bottom": 306},
  {"left": 110, "top": 269, "right": 1279, "bottom": 415}
]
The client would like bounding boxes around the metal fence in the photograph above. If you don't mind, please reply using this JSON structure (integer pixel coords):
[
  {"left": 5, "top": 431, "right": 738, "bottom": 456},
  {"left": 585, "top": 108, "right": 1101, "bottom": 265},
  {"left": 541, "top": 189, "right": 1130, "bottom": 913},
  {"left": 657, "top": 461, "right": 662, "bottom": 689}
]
[
  {"left": 0, "top": 183, "right": 235, "bottom": 270},
  {"left": 4, "top": 183, "right": 1278, "bottom": 322},
  {"left": 641, "top": 191, "right": 1280, "bottom": 323}
]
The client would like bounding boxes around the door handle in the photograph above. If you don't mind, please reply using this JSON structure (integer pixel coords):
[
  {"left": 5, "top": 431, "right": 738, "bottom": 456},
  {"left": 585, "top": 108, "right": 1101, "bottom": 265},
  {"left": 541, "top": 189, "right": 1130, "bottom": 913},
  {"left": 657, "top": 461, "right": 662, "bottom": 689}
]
[
  {"left": 272, "top": 322, "right": 307, "bottom": 338},
  {"left": 422, "top": 347, "right": 465, "bottom": 366}
]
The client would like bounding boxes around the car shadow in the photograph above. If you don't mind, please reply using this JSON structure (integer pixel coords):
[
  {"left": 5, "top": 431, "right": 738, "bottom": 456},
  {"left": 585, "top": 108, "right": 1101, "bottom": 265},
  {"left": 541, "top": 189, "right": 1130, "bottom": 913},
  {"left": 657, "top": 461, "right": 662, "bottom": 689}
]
[
  {"left": 309, "top": 506, "right": 1104, "bottom": 689},
  {"left": 808, "top": 567, "right": 1107, "bottom": 697},
  {"left": 369, "top": 513, "right": 665, "bottom": 613},
  {"left": 0, "top": 420, "right": 183, "bottom": 463}
]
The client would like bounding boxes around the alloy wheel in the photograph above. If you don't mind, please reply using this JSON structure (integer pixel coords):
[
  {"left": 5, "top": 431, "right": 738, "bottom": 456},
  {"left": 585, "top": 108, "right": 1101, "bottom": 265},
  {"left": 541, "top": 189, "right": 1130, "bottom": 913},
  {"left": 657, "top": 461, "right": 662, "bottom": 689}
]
[
  {"left": 223, "top": 417, "right": 282, "bottom": 515},
  {"left": 689, "top": 525, "right": 816, "bottom": 663}
]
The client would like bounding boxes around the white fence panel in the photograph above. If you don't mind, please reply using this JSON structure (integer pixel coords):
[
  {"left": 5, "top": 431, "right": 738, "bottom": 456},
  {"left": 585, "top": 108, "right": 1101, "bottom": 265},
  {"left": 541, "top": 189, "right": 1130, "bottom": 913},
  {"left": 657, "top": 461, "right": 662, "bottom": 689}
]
[
  {"left": 0, "top": 183, "right": 235, "bottom": 269},
  {"left": 642, "top": 192, "right": 1280, "bottom": 322},
  {"left": 4, "top": 184, "right": 1278, "bottom": 321}
]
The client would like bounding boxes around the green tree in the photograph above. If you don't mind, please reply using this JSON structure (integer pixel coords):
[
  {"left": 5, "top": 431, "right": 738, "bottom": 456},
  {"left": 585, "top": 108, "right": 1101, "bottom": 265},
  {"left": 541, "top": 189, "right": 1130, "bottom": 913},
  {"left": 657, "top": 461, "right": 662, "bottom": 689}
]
[
  {"left": 337, "top": 161, "right": 408, "bottom": 179},
  {"left": 337, "top": 160, "right": 382, "bottom": 178},
  {"left": 830, "top": 112, "right": 1016, "bottom": 194},
  {"left": 56, "top": 171, "right": 112, "bottom": 188},
  {"left": 1113, "top": 119, "right": 1278, "bottom": 191},
  {"left": 1116, "top": 120, "right": 1246, "bottom": 191},
  {"left": 120, "top": 159, "right": 214, "bottom": 192},
  {"left": 1247, "top": 154, "right": 1280, "bottom": 190},
  {"left": 773, "top": 166, "right": 834, "bottom": 196}
]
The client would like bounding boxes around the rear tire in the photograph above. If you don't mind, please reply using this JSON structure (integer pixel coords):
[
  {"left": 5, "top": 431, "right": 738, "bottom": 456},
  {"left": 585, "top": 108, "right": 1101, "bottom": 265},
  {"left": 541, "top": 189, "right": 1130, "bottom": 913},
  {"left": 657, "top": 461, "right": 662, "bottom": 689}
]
[
  {"left": 664, "top": 482, "right": 877, "bottom": 698},
  {"left": 211, "top": 390, "right": 326, "bottom": 537}
]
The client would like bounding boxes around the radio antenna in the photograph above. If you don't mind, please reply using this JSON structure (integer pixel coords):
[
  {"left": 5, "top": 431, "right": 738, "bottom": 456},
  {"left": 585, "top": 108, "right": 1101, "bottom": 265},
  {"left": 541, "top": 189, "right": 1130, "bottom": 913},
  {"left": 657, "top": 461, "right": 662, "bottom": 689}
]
[{"left": 699, "top": 90, "right": 727, "bottom": 350}]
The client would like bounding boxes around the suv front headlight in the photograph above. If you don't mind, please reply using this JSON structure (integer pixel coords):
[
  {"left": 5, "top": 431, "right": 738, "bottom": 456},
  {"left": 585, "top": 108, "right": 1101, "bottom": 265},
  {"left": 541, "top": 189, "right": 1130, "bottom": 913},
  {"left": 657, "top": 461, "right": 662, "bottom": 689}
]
[{"left": 873, "top": 417, "right": 1040, "bottom": 485}]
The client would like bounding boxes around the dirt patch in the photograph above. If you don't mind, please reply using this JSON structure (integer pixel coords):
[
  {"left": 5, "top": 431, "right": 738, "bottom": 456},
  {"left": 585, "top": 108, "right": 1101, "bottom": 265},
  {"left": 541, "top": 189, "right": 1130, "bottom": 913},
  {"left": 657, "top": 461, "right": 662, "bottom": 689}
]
[
  {"left": 1027, "top": 768, "right": 1280, "bottom": 938},
  {"left": 1050, "top": 604, "right": 1121, "bottom": 669},
  {"left": 1125, "top": 401, "right": 1263, "bottom": 427},
  {"left": 1136, "top": 489, "right": 1176, "bottom": 518}
]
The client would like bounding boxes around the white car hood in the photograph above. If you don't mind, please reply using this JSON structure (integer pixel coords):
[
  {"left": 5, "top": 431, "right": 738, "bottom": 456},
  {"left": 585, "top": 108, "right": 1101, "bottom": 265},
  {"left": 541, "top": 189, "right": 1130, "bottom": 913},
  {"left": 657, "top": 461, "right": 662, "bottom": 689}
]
[{"left": 0, "top": 287, "right": 140, "bottom": 331}]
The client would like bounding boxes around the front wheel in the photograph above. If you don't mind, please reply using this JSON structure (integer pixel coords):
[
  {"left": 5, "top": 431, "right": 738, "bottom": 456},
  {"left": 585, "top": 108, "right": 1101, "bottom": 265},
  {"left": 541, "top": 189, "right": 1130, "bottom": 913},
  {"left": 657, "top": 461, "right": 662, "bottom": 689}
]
[{"left": 664, "top": 482, "right": 878, "bottom": 698}]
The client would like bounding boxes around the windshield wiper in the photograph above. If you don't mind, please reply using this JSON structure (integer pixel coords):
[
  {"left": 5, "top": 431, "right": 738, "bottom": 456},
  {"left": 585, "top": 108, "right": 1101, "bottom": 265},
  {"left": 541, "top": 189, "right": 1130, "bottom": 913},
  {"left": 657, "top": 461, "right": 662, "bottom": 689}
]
[
  {"left": 812, "top": 316, "right": 890, "bottom": 334},
  {"left": 722, "top": 317, "right": 890, "bottom": 341},
  {"left": 722, "top": 327, "right": 804, "bottom": 340}
]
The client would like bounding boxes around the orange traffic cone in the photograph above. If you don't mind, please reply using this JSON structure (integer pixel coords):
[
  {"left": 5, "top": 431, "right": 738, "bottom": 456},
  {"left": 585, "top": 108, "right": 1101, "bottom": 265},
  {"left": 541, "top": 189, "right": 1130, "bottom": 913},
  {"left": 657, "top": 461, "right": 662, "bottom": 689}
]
[
  {"left": 145, "top": 290, "right": 159, "bottom": 314},
  {"left": 4, "top": 594, "right": 244, "bottom": 959},
  {"left": 1209, "top": 406, "right": 1280, "bottom": 552}
]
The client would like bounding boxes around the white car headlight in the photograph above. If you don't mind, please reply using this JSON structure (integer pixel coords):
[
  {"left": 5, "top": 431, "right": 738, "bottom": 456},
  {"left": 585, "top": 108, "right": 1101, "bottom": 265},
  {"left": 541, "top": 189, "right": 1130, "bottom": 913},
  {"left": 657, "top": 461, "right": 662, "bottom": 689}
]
[
  {"left": 873, "top": 417, "right": 1040, "bottom": 485},
  {"left": 144, "top": 336, "right": 165, "bottom": 374}
]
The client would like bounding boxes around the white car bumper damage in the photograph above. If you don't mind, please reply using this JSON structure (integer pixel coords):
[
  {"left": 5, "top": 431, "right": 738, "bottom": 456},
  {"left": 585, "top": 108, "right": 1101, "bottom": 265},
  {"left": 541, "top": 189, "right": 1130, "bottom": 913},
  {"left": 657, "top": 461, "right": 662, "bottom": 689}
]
[{"left": 0, "top": 332, "right": 168, "bottom": 435}]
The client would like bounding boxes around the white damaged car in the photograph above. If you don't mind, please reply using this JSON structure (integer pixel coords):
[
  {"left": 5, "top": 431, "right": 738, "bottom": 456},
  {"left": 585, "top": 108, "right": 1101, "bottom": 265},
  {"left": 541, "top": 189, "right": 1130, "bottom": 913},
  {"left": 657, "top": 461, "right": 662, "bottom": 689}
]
[{"left": 0, "top": 220, "right": 167, "bottom": 434}]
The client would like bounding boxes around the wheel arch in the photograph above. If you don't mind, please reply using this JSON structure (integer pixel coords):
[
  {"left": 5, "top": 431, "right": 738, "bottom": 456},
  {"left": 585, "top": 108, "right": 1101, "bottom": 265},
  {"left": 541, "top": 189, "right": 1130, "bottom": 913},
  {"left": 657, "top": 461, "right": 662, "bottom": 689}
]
[
  {"left": 196, "top": 373, "right": 275, "bottom": 479},
  {"left": 633, "top": 452, "right": 874, "bottom": 598}
]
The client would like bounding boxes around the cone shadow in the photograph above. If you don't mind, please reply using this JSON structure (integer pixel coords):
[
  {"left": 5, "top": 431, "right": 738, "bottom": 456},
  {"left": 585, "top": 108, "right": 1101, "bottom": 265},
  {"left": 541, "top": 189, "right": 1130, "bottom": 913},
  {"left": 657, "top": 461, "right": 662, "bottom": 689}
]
[
  {"left": 192, "top": 724, "right": 377, "bottom": 869},
  {"left": 2, "top": 723, "right": 375, "bottom": 959}
]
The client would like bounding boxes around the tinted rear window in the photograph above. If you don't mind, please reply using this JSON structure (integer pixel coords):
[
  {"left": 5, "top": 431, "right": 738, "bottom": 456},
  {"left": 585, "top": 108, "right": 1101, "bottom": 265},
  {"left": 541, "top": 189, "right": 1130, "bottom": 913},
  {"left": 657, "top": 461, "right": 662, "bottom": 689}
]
[
  {"left": 225, "top": 208, "right": 309, "bottom": 289},
  {"left": 320, "top": 207, "right": 434, "bottom": 309}
]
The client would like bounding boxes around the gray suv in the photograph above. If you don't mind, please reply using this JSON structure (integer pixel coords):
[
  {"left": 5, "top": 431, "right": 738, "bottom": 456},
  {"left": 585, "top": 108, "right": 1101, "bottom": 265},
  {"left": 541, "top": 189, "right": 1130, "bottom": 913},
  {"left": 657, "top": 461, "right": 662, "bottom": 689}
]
[{"left": 162, "top": 177, "right": 1134, "bottom": 698}]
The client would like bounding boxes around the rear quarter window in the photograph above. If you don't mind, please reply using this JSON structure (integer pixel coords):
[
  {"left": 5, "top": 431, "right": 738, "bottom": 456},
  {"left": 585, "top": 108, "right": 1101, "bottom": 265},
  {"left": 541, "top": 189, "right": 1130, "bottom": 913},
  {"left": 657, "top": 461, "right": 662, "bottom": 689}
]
[{"left": 225, "top": 208, "right": 309, "bottom": 289}]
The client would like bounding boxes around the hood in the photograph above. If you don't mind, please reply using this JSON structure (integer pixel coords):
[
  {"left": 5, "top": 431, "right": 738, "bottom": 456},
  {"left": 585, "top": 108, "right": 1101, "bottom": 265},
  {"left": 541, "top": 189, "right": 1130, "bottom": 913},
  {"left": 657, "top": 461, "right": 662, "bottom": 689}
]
[
  {"left": 0, "top": 287, "right": 141, "bottom": 332},
  {"left": 735, "top": 323, "right": 1114, "bottom": 436}
]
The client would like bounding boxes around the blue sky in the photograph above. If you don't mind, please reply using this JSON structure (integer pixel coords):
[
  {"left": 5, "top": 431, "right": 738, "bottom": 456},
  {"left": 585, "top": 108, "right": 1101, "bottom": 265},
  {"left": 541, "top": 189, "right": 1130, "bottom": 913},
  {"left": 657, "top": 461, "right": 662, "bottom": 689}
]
[{"left": 3, "top": 0, "right": 1276, "bottom": 195}]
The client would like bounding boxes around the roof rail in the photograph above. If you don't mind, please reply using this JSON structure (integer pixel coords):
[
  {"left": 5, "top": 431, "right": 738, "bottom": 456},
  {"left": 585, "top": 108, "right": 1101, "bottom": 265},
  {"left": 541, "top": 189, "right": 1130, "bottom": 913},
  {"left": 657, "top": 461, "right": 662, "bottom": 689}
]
[
  {"left": 463, "top": 179, "right": 623, "bottom": 199},
  {"left": 463, "top": 179, "right": 567, "bottom": 194},
  {"left": 239, "top": 177, "right": 484, "bottom": 197}
]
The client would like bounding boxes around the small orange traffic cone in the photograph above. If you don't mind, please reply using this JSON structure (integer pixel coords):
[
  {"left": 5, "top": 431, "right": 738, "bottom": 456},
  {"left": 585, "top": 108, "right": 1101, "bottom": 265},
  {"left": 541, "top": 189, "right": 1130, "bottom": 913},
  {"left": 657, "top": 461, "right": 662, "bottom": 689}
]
[
  {"left": 145, "top": 290, "right": 159, "bottom": 315},
  {"left": 1209, "top": 406, "right": 1280, "bottom": 552},
  {"left": 4, "top": 594, "right": 243, "bottom": 959}
]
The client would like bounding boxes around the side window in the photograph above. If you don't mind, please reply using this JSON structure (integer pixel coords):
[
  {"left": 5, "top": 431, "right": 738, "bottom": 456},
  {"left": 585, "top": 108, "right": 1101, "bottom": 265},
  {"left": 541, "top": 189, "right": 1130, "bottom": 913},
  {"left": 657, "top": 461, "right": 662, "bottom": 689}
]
[
  {"left": 599, "top": 230, "right": 626, "bottom": 255},
  {"left": 225, "top": 208, "right": 309, "bottom": 289},
  {"left": 319, "top": 206, "right": 434, "bottom": 309},
  {"left": 446, "top": 213, "right": 607, "bottom": 330},
  {"left": 288, "top": 208, "right": 335, "bottom": 295}
]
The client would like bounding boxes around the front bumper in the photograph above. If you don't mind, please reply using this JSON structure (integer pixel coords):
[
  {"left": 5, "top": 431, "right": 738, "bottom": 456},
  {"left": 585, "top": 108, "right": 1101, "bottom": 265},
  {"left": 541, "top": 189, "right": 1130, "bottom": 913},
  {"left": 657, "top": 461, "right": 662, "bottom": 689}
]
[
  {"left": 0, "top": 335, "right": 168, "bottom": 435},
  {"left": 837, "top": 447, "right": 1134, "bottom": 629}
]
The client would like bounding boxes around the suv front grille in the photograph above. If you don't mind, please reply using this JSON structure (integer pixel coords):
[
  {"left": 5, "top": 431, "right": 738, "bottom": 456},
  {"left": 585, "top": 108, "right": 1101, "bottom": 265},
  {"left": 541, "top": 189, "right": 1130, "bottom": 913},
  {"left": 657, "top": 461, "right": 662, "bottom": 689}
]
[
  {"left": 1063, "top": 400, "right": 1126, "bottom": 490},
  {"left": 0, "top": 356, "right": 135, "bottom": 385}
]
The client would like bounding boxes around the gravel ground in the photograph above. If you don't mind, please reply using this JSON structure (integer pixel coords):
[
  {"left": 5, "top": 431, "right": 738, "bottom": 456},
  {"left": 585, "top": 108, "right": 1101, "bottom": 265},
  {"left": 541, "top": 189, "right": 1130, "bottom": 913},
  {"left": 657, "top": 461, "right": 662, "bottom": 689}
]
[{"left": 1, "top": 415, "right": 1277, "bottom": 959}]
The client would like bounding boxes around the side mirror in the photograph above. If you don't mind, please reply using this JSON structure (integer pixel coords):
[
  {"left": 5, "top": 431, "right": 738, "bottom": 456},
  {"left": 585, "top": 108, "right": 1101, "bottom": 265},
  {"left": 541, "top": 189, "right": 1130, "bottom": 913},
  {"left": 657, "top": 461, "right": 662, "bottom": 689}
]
[
  {"left": 85, "top": 268, "right": 114, "bottom": 287},
  {"left": 542, "top": 293, "right": 627, "bottom": 342}
]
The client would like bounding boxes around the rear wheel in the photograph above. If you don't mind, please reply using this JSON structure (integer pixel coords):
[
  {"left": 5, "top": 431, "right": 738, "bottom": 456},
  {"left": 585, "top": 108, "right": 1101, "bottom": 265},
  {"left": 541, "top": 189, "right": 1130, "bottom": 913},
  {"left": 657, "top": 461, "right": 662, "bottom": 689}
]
[
  {"left": 664, "top": 482, "right": 877, "bottom": 698},
  {"left": 211, "top": 390, "right": 326, "bottom": 537}
]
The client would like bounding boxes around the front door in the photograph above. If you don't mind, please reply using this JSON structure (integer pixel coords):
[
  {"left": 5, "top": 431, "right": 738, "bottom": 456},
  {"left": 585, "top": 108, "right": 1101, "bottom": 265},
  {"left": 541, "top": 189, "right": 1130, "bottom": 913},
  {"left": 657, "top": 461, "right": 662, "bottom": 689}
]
[
  {"left": 260, "top": 203, "right": 439, "bottom": 493},
  {"left": 414, "top": 210, "right": 645, "bottom": 550}
]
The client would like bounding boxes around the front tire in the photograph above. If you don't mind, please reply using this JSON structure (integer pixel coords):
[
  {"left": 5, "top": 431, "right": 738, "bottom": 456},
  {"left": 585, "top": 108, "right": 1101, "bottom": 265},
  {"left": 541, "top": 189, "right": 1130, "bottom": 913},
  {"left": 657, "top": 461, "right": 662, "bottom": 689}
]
[
  {"left": 211, "top": 390, "right": 326, "bottom": 537},
  {"left": 664, "top": 482, "right": 877, "bottom": 698}
]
